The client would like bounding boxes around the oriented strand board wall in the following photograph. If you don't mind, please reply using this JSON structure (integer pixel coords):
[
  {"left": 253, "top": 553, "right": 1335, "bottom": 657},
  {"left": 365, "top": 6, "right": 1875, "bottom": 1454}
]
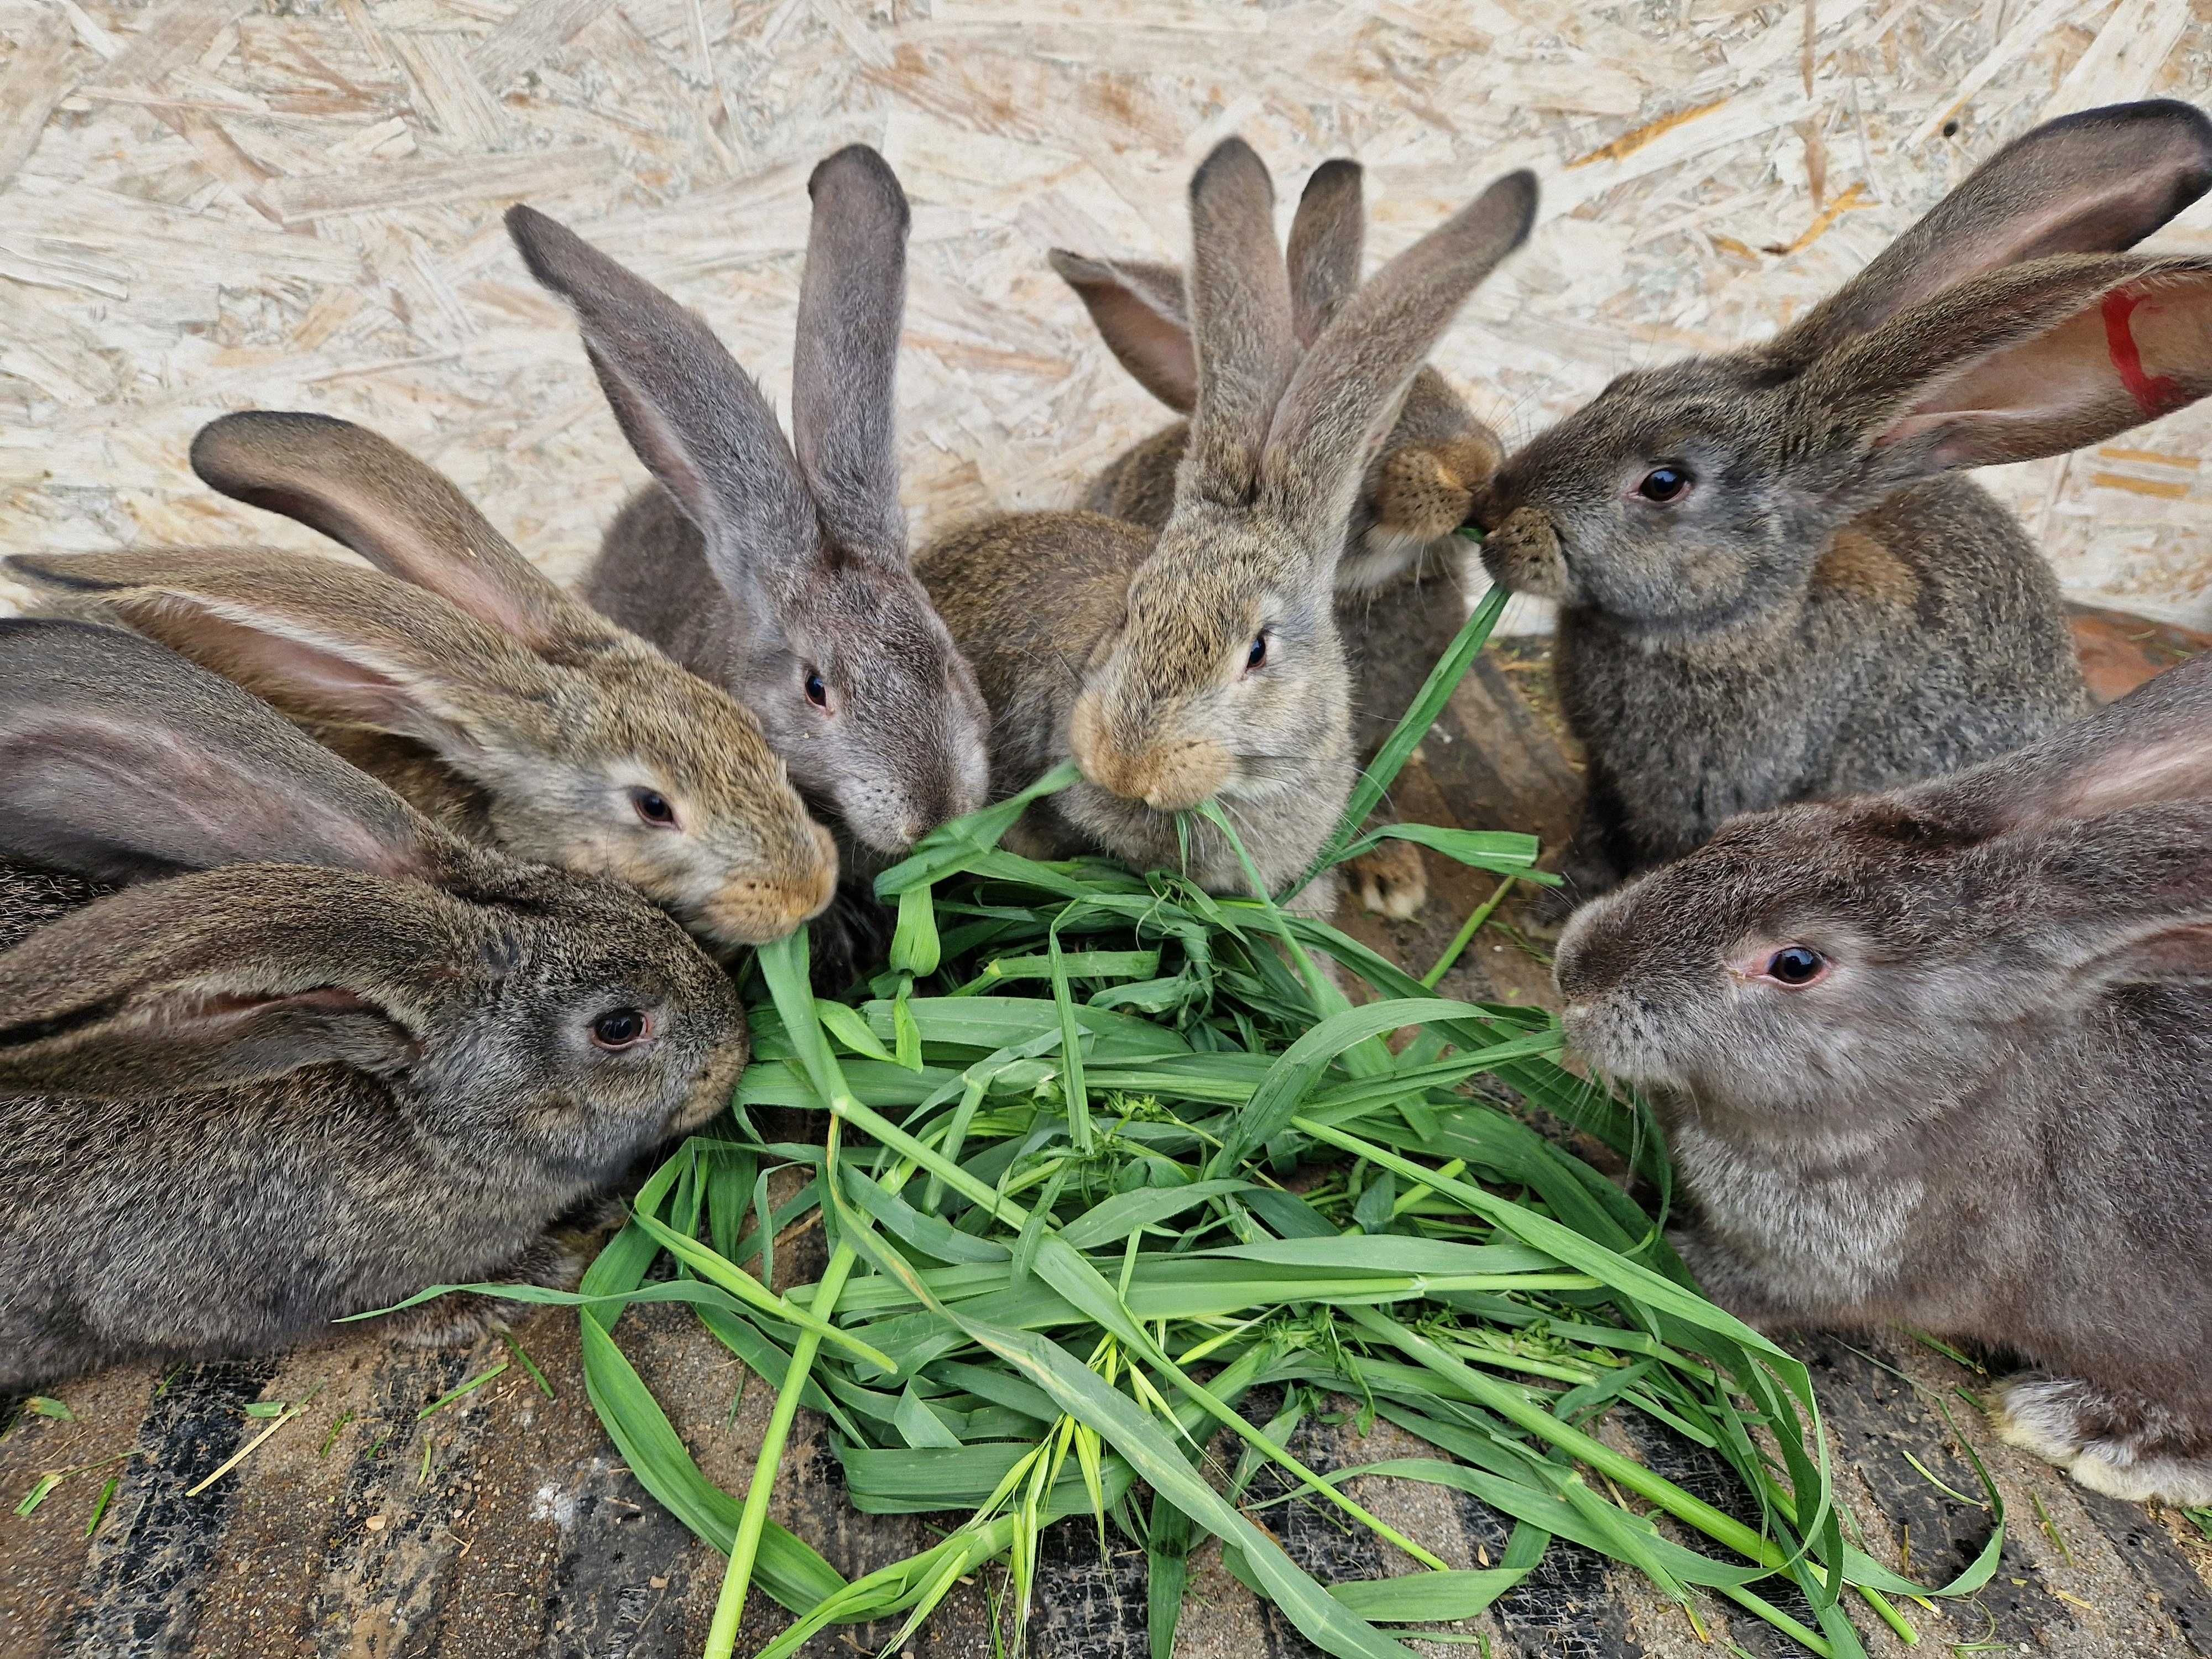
[{"left": 6, "top": 0, "right": 2212, "bottom": 626}]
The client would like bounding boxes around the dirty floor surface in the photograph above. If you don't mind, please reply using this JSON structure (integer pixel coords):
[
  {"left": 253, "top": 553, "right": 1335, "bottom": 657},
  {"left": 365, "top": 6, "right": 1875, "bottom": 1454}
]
[{"left": 4, "top": 593, "right": 2211, "bottom": 1659}]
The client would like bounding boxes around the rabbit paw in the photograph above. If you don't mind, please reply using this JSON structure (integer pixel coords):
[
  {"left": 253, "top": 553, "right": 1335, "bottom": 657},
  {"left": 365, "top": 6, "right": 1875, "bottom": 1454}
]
[
  {"left": 1349, "top": 839, "right": 1427, "bottom": 920},
  {"left": 1992, "top": 1373, "right": 2212, "bottom": 1505},
  {"left": 387, "top": 1233, "right": 588, "bottom": 1351}
]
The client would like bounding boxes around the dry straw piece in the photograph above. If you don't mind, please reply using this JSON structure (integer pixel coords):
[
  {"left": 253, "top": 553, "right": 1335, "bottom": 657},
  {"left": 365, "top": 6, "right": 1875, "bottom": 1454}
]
[{"left": 3, "top": 2, "right": 2212, "bottom": 626}]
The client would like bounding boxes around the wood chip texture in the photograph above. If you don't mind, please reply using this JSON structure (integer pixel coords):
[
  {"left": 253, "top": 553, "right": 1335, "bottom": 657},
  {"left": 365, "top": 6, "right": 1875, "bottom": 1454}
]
[{"left": 6, "top": 2, "right": 2212, "bottom": 629}]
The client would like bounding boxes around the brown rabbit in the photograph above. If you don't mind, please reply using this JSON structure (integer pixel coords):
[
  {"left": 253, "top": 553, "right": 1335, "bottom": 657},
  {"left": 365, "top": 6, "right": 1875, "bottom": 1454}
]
[
  {"left": 1478, "top": 100, "right": 2212, "bottom": 919},
  {"left": 0, "top": 619, "right": 748, "bottom": 1389},
  {"left": 1050, "top": 160, "right": 1510, "bottom": 921},
  {"left": 10, "top": 411, "right": 838, "bottom": 953},
  {"left": 916, "top": 141, "right": 1536, "bottom": 906}
]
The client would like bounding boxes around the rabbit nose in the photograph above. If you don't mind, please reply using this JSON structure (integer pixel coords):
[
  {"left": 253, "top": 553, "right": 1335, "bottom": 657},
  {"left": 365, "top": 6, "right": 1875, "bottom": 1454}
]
[
  {"left": 1069, "top": 693, "right": 1230, "bottom": 811},
  {"left": 709, "top": 858, "right": 837, "bottom": 944}
]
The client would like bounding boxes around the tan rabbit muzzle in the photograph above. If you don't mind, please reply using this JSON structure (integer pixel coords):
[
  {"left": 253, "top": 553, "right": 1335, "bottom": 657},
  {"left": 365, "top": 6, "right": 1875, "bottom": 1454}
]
[
  {"left": 1479, "top": 505, "right": 1573, "bottom": 602},
  {"left": 1374, "top": 436, "right": 1500, "bottom": 544},
  {"left": 1068, "top": 691, "right": 1233, "bottom": 813},
  {"left": 702, "top": 822, "right": 839, "bottom": 944}
]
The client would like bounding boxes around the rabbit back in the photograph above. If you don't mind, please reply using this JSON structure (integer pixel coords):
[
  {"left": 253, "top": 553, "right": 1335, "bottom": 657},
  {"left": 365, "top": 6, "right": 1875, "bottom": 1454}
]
[
  {"left": 2, "top": 1063, "right": 572, "bottom": 1387},
  {"left": 582, "top": 483, "right": 759, "bottom": 703}
]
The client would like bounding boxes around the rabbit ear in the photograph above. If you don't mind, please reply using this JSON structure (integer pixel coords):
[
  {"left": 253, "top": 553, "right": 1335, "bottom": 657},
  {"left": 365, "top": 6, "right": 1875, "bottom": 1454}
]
[
  {"left": 188, "top": 412, "right": 591, "bottom": 655},
  {"left": 1775, "top": 99, "right": 2212, "bottom": 367},
  {"left": 1286, "top": 158, "right": 1364, "bottom": 346},
  {"left": 1264, "top": 170, "right": 1537, "bottom": 552},
  {"left": 0, "top": 869, "right": 429, "bottom": 1099},
  {"left": 9, "top": 551, "right": 563, "bottom": 770},
  {"left": 1048, "top": 249, "right": 1198, "bottom": 412},
  {"left": 1901, "top": 650, "right": 2212, "bottom": 840},
  {"left": 0, "top": 618, "right": 444, "bottom": 884},
  {"left": 1183, "top": 139, "right": 1300, "bottom": 500},
  {"left": 507, "top": 203, "right": 821, "bottom": 599},
  {"left": 790, "top": 145, "right": 910, "bottom": 562},
  {"left": 1798, "top": 253, "right": 2212, "bottom": 492}
]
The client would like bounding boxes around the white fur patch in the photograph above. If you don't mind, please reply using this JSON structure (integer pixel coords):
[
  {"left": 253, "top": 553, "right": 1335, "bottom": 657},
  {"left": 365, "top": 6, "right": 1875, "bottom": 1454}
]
[{"left": 1993, "top": 1376, "right": 2212, "bottom": 1505}]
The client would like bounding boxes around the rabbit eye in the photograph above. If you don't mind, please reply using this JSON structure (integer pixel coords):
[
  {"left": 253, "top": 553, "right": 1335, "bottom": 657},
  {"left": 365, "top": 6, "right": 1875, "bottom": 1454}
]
[
  {"left": 591, "top": 1008, "right": 651, "bottom": 1050},
  {"left": 1635, "top": 466, "right": 1692, "bottom": 504},
  {"left": 631, "top": 788, "right": 678, "bottom": 828},
  {"left": 802, "top": 668, "right": 830, "bottom": 710},
  {"left": 1244, "top": 632, "right": 1269, "bottom": 673},
  {"left": 1764, "top": 946, "right": 1827, "bottom": 987}
]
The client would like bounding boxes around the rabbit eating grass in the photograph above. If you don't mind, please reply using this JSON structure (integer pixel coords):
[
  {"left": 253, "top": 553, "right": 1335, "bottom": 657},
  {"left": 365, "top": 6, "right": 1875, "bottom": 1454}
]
[
  {"left": 1480, "top": 100, "right": 2212, "bottom": 918},
  {"left": 917, "top": 140, "right": 1538, "bottom": 909}
]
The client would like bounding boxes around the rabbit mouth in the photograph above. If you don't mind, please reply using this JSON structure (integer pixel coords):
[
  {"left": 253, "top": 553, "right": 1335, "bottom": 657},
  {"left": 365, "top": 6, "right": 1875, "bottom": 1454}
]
[
  {"left": 1341, "top": 524, "right": 1468, "bottom": 596},
  {"left": 1559, "top": 995, "right": 1679, "bottom": 1089},
  {"left": 701, "top": 868, "right": 839, "bottom": 945},
  {"left": 1480, "top": 507, "right": 1574, "bottom": 602},
  {"left": 674, "top": 1035, "right": 750, "bottom": 1132}
]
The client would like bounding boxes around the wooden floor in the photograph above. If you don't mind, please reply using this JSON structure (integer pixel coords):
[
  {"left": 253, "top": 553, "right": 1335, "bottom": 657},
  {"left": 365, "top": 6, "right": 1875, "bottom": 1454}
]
[{"left": 4, "top": 587, "right": 2212, "bottom": 1659}]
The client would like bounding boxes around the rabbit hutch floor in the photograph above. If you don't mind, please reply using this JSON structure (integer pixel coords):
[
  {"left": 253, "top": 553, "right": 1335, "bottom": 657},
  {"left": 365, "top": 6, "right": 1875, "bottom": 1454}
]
[{"left": 1, "top": 598, "right": 2210, "bottom": 1659}]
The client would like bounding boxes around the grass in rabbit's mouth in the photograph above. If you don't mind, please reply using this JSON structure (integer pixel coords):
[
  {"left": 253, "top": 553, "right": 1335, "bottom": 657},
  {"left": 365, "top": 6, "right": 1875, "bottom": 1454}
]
[{"left": 393, "top": 580, "right": 1997, "bottom": 1659}]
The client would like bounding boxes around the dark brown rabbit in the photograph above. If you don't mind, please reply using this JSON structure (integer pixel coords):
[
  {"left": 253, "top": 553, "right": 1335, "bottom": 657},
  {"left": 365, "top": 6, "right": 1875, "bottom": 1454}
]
[
  {"left": 0, "top": 620, "right": 747, "bottom": 1390},
  {"left": 10, "top": 412, "right": 838, "bottom": 953},
  {"left": 917, "top": 141, "right": 1536, "bottom": 908},
  {"left": 1479, "top": 100, "right": 2212, "bottom": 916},
  {"left": 1051, "top": 160, "right": 1509, "bottom": 918},
  {"left": 1554, "top": 646, "right": 2212, "bottom": 1505}
]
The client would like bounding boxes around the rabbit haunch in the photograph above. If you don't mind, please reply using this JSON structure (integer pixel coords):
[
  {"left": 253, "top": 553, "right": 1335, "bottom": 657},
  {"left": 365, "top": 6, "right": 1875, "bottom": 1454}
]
[
  {"left": 916, "top": 139, "right": 1537, "bottom": 901},
  {"left": 0, "top": 620, "right": 747, "bottom": 1390},
  {"left": 1475, "top": 98, "right": 2212, "bottom": 916},
  {"left": 8, "top": 410, "right": 836, "bottom": 953},
  {"left": 1553, "top": 646, "right": 2212, "bottom": 1505}
]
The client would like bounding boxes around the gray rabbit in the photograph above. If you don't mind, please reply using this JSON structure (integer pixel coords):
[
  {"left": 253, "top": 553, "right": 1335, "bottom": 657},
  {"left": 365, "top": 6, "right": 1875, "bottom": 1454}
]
[
  {"left": 1479, "top": 100, "right": 2212, "bottom": 915},
  {"left": 1050, "top": 159, "right": 1509, "bottom": 919},
  {"left": 0, "top": 620, "right": 748, "bottom": 1390},
  {"left": 505, "top": 148, "right": 989, "bottom": 988},
  {"left": 1556, "top": 646, "right": 2212, "bottom": 1504}
]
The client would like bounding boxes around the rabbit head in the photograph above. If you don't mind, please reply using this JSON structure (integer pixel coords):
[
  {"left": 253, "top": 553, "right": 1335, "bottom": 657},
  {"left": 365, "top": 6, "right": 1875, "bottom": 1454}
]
[
  {"left": 506, "top": 147, "right": 990, "bottom": 855},
  {"left": 1050, "top": 158, "right": 1503, "bottom": 594},
  {"left": 1062, "top": 143, "right": 1537, "bottom": 838},
  {"left": 1481, "top": 99, "right": 2212, "bottom": 640},
  {"left": 11, "top": 411, "right": 838, "bottom": 952},
  {"left": 1554, "top": 646, "right": 2212, "bottom": 1141},
  {"left": 0, "top": 618, "right": 748, "bottom": 1144}
]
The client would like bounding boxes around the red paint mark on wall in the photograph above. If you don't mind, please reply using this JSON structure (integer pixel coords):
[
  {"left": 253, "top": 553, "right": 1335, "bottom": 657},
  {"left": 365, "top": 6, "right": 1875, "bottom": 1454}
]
[{"left": 2103, "top": 289, "right": 2185, "bottom": 418}]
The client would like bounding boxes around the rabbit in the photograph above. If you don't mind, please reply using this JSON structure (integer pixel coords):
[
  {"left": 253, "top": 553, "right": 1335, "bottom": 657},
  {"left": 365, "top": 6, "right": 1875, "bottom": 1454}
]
[
  {"left": 0, "top": 618, "right": 750, "bottom": 1391},
  {"left": 1476, "top": 98, "right": 2212, "bottom": 920},
  {"left": 503, "top": 146, "right": 991, "bottom": 874},
  {"left": 7, "top": 409, "right": 838, "bottom": 955},
  {"left": 1552, "top": 644, "right": 2212, "bottom": 1506},
  {"left": 1050, "top": 160, "right": 1516, "bottom": 922},
  {"left": 912, "top": 141, "right": 1537, "bottom": 908}
]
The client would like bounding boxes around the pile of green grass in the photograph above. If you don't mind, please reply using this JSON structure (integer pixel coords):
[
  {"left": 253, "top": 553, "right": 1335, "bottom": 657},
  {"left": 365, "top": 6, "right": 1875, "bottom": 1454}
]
[{"left": 403, "top": 585, "right": 1997, "bottom": 1658}]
